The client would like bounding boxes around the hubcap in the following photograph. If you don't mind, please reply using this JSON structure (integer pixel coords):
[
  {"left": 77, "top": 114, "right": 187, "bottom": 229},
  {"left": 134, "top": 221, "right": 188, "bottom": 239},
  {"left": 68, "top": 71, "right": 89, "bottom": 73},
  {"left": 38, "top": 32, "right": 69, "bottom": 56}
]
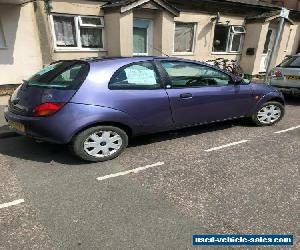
[
  {"left": 257, "top": 104, "right": 282, "bottom": 124},
  {"left": 83, "top": 131, "right": 122, "bottom": 158}
]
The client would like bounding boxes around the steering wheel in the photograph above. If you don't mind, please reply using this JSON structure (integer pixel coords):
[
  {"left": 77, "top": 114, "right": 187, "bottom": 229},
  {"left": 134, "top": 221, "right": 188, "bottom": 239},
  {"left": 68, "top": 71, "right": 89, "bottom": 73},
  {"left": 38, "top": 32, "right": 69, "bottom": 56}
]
[
  {"left": 186, "top": 77, "right": 217, "bottom": 87},
  {"left": 186, "top": 77, "right": 204, "bottom": 87}
]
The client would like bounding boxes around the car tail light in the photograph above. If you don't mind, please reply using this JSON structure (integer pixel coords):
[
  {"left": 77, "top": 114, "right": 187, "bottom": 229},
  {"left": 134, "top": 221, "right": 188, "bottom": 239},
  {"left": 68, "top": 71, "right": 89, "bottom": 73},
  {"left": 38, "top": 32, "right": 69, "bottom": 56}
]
[
  {"left": 271, "top": 69, "right": 283, "bottom": 79},
  {"left": 33, "top": 102, "right": 65, "bottom": 117}
]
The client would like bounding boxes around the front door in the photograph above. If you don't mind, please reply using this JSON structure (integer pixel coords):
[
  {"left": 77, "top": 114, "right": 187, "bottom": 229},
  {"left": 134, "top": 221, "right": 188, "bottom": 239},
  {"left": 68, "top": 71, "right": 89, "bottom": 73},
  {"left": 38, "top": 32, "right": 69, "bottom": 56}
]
[
  {"left": 260, "top": 28, "right": 276, "bottom": 72},
  {"left": 133, "top": 19, "right": 153, "bottom": 56},
  {"left": 158, "top": 60, "right": 254, "bottom": 127}
]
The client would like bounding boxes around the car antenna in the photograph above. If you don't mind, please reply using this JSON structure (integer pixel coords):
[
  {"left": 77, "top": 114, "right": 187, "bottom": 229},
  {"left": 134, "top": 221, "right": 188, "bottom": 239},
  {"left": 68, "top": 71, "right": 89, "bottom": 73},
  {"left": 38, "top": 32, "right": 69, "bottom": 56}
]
[{"left": 149, "top": 44, "right": 170, "bottom": 57}]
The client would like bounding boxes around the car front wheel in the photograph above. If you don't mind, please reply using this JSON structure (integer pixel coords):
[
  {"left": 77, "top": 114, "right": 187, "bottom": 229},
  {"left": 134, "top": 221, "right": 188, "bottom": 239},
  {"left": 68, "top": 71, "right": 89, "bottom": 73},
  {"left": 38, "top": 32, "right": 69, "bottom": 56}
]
[
  {"left": 252, "top": 101, "right": 284, "bottom": 126},
  {"left": 71, "top": 126, "right": 128, "bottom": 162}
]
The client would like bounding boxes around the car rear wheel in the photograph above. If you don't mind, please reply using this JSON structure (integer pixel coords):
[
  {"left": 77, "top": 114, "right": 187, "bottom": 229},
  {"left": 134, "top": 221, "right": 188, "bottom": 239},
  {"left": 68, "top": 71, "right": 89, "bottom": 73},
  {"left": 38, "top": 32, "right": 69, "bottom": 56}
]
[
  {"left": 252, "top": 101, "right": 284, "bottom": 126},
  {"left": 71, "top": 126, "right": 128, "bottom": 162}
]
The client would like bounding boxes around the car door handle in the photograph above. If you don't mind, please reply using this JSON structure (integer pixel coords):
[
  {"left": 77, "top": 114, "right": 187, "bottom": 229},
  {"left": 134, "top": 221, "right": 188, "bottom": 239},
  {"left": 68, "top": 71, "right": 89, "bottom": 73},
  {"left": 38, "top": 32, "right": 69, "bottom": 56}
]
[{"left": 180, "top": 93, "right": 193, "bottom": 99}]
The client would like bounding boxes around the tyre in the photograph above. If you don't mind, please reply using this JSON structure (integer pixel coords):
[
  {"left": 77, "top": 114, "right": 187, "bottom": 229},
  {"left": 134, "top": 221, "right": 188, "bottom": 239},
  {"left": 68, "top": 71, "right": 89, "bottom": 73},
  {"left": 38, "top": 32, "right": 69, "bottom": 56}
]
[
  {"left": 252, "top": 101, "right": 285, "bottom": 126},
  {"left": 71, "top": 126, "right": 128, "bottom": 162}
]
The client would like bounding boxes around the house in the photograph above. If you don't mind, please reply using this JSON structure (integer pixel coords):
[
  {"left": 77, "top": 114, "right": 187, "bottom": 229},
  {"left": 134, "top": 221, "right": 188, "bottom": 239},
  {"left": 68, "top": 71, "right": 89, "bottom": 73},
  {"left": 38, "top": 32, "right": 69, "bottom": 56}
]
[
  {"left": 267, "top": 0, "right": 300, "bottom": 11},
  {"left": 0, "top": 0, "right": 300, "bottom": 87}
]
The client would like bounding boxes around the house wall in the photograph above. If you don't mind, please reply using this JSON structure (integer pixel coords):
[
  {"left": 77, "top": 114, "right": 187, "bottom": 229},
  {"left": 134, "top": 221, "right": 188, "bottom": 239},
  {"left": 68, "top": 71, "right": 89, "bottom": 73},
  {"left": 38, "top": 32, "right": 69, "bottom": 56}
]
[
  {"left": 133, "top": 8, "right": 173, "bottom": 56},
  {"left": 35, "top": 0, "right": 108, "bottom": 64},
  {"left": 240, "top": 22, "right": 265, "bottom": 75},
  {"left": 291, "top": 21, "right": 300, "bottom": 54},
  {"left": 275, "top": 22, "right": 298, "bottom": 65},
  {"left": 104, "top": 11, "right": 122, "bottom": 56},
  {"left": 171, "top": 11, "right": 300, "bottom": 75},
  {"left": 252, "top": 22, "right": 271, "bottom": 75},
  {"left": 120, "top": 11, "right": 133, "bottom": 56},
  {"left": 171, "top": 12, "right": 245, "bottom": 62},
  {"left": 105, "top": 8, "right": 249, "bottom": 63},
  {"left": 160, "top": 11, "right": 176, "bottom": 56},
  {"left": 104, "top": 10, "right": 133, "bottom": 57},
  {"left": 0, "top": 2, "right": 43, "bottom": 85}
]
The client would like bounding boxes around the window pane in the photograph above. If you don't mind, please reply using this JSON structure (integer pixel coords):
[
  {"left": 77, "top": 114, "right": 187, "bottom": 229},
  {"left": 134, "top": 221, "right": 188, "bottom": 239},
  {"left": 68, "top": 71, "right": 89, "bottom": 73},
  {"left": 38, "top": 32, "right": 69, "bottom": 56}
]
[
  {"left": 174, "top": 23, "right": 195, "bottom": 52},
  {"left": 213, "top": 25, "right": 229, "bottom": 52},
  {"left": 27, "top": 62, "right": 89, "bottom": 89},
  {"left": 53, "top": 16, "right": 77, "bottom": 47},
  {"left": 0, "top": 21, "right": 6, "bottom": 48},
  {"left": 230, "top": 34, "right": 242, "bottom": 52},
  {"left": 110, "top": 62, "right": 160, "bottom": 89},
  {"left": 81, "top": 17, "right": 102, "bottom": 26},
  {"left": 28, "top": 62, "right": 63, "bottom": 82},
  {"left": 161, "top": 61, "right": 230, "bottom": 87},
  {"left": 287, "top": 57, "right": 300, "bottom": 67},
  {"left": 280, "top": 56, "right": 300, "bottom": 68},
  {"left": 80, "top": 28, "right": 102, "bottom": 48},
  {"left": 232, "top": 26, "right": 245, "bottom": 33},
  {"left": 263, "top": 30, "right": 273, "bottom": 54},
  {"left": 50, "top": 64, "right": 86, "bottom": 84},
  {"left": 133, "top": 27, "right": 147, "bottom": 53}
]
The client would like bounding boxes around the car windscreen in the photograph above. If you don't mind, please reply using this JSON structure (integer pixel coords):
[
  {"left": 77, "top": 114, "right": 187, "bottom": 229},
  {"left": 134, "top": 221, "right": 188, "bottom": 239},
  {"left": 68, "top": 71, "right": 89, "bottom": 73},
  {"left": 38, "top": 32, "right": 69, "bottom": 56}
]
[
  {"left": 25, "top": 61, "right": 90, "bottom": 89},
  {"left": 279, "top": 56, "right": 300, "bottom": 68}
]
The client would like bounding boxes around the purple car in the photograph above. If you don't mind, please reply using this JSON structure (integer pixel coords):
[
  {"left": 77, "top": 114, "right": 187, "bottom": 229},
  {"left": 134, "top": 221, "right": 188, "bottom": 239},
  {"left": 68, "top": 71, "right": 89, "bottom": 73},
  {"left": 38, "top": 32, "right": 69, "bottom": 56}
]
[{"left": 4, "top": 57, "right": 285, "bottom": 162}]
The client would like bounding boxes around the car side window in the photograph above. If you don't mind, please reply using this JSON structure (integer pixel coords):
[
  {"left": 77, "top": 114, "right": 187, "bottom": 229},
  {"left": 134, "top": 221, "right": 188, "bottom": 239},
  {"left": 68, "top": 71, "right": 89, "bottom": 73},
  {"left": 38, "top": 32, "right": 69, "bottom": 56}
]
[
  {"left": 160, "top": 61, "right": 231, "bottom": 88},
  {"left": 109, "top": 61, "right": 161, "bottom": 89}
]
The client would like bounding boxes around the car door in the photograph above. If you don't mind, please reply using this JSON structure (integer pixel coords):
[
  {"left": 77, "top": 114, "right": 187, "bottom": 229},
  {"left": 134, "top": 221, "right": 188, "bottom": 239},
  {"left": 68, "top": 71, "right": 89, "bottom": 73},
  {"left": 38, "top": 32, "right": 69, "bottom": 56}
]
[
  {"left": 157, "top": 60, "right": 255, "bottom": 127},
  {"left": 105, "top": 60, "right": 174, "bottom": 133}
]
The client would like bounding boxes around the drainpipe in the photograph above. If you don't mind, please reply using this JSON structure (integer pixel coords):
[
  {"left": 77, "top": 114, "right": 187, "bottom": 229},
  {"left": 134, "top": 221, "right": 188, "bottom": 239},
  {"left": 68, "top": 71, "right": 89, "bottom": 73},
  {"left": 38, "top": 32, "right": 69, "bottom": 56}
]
[{"left": 265, "top": 8, "right": 289, "bottom": 80}]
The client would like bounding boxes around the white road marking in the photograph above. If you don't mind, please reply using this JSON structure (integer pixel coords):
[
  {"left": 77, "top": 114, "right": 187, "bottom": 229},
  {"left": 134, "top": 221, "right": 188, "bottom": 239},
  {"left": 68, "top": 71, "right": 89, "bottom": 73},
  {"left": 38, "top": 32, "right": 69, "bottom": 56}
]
[
  {"left": 204, "top": 140, "right": 249, "bottom": 152},
  {"left": 96, "top": 162, "right": 165, "bottom": 181},
  {"left": 0, "top": 199, "right": 24, "bottom": 209},
  {"left": 274, "top": 125, "right": 300, "bottom": 134}
]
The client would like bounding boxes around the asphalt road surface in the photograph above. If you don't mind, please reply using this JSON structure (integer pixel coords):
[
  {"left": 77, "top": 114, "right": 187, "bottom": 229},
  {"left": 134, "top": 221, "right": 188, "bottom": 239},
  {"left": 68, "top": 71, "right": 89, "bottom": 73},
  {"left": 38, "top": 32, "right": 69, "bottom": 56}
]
[{"left": 0, "top": 96, "right": 299, "bottom": 250}]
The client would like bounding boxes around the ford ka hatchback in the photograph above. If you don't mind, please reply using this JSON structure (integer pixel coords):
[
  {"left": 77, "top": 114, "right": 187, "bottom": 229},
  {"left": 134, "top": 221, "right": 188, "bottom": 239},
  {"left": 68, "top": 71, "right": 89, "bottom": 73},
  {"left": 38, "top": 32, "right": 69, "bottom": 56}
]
[{"left": 4, "top": 57, "right": 285, "bottom": 162}]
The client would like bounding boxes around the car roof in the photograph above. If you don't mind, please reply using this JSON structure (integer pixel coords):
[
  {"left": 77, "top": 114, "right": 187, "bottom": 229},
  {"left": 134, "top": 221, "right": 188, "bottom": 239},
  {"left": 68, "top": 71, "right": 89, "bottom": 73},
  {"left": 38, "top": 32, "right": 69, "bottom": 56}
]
[
  {"left": 54, "top": 56, "right": 220, "bottom": 67},
  {"left": 81, "top": 56, "right": 173, "bottom": 63},
  {"left": 81, "top": 56, "right": 203, "bottom": 64},
  {"left": 78, "top": 56, "right": 238, "bottom": 79}
]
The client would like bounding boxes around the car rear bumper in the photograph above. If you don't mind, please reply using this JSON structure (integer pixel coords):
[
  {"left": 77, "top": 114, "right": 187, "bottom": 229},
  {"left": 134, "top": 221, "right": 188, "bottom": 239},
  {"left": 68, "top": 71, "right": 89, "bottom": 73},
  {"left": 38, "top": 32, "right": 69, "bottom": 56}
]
[
  {"left": 4, "top": 102, "right": 142, "bottom": 144},
  {"left": 4, "top": 106, "right": 70, "bottom": 144}
]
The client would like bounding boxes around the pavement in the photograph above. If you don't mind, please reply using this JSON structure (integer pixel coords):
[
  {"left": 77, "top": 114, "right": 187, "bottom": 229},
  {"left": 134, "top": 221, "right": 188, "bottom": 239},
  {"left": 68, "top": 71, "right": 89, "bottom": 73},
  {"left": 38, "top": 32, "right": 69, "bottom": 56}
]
[
  {"left": 0, "top": 95, "right": 9, "bottom": 106},
  {"left": 0, "top": 96, "right": 17, "bottom": 139},
  {"left": 0, "top": 95, "right": 299, "bottom": 250}
]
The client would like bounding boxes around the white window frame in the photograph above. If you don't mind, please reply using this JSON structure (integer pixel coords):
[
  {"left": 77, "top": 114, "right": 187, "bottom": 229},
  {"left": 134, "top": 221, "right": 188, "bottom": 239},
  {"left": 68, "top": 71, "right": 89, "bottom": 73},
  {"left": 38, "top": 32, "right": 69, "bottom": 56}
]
[
  {"left": 0, "top": 19, "right": 7, "bottom": 49},
  {"left": 212, "top": 25, "right": 246, "bottom": 55},
  {"left": 173, "top": 22, "right": 197, "bottom": 56},
  {"left": 50, "top": 13, "right": 105, "bottom": 52},
  {"left": 78, "top": 16, "right": 104, "bottom": 28}
]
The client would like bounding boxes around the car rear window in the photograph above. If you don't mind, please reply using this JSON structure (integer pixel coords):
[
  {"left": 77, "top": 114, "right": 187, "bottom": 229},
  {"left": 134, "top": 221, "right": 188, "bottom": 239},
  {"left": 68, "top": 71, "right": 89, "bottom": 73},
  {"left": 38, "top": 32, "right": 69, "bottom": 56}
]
[
  {"left": 279, "top": 56, "right": 300, "bottom": 68},
  {"left": 26, "top": 61, "right": 90, "bottom": 89}
]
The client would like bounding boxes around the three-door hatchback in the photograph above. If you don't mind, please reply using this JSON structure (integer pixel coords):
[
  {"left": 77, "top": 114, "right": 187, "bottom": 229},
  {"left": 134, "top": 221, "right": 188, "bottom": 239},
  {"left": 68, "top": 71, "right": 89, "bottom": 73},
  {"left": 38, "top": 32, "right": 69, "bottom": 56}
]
[{"left": 5, "top": 57, "right": 285, "bottom": 162}]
